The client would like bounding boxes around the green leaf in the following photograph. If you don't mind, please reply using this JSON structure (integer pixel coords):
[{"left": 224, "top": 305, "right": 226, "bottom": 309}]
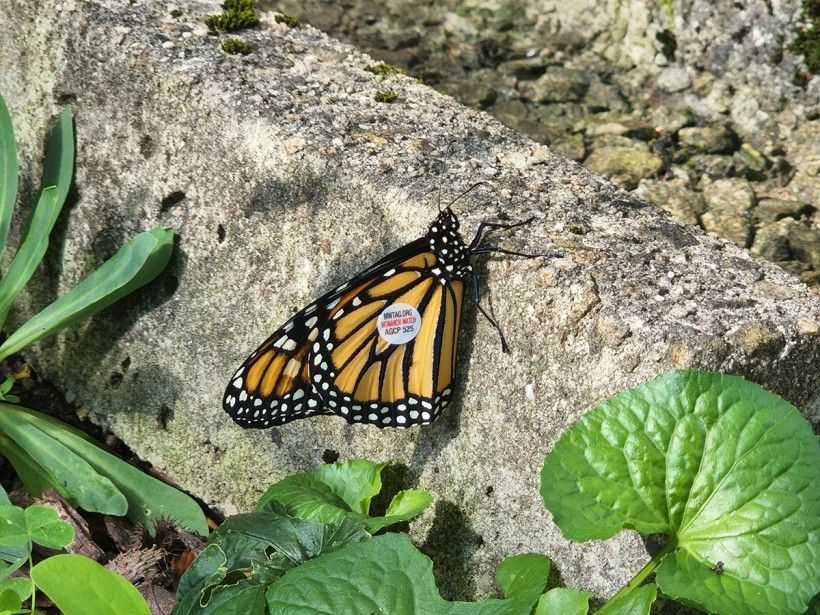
[
  {"left": 540, "top": 370, "right": 820, "bottom": 615},
  {"left": 0, "top": 227, "right": 174, "bottom": 361},
  {"left": 256, "top": 460, "right": 431, "bottom": 532},
  {"left": 0, "top": 484, "right": 9, "bottom": 507},
  {"left": 31, "top": 554, "right": 151, "bottom": 615},
  {"left": 173, "top": 544, "right": 230, "bottom": 615},
  {"left": 3, "top": 404, "right": 207, "bottom": 535},
  {"left": 175, "top": 511, "right": 368, "bottom": 613},
  {"left": 266, "top": 532, "right": 515, "bottom": 615},
  {"left": 533, "top": 588, "right": 590, "bottom": 615},
  {"left": 0, "top": 431, "right": 68, "bottom": 500},
  {"left": 24, "top": 505, "right": 74, "bottom": 549},
  {"left": 496, "top": 553, "right": 550, "bottom": 608},
  {"left": 0, "top": 408, "right": 127, "bottom": 515},
  {"left": 0, "top": 506, "right": 29, "bottom": 549},
  {"left": 39, "top": 106, "right": 74, "bottom": 216},
  {"left": 0, "top": 94, "right": 19, "bottom": 257},
  {"left": 0, "top": 579, "right": 29, "bottom": 604},
  {"left": 0, "top": 105, "right": 73, "bottom": 329},
  {"left": 596, "top": 585, "right": 657, "bottom": 615},
  {"left": 0, "top": 186, "right": 62, "bottom": 326},
  {"left": 0, "top": 587, "right": 22, "bottom": 611}
]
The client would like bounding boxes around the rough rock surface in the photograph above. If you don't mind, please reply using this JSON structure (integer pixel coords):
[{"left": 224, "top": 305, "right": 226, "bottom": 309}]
[{"left": 1, "top": 0, "right": 819, "bottom": 602}]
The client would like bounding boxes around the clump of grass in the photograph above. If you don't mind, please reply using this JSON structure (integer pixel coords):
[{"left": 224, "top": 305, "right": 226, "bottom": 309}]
[
  {"left": 205, "top": 0, "right": 259, "bottom": 33},
  {"left": 274, "top": 13, "right": 301, "bottom": 28},
  {"left": 221, "top": 38, "right": 253, "bottom": 55},
  {"left": 170, "top": 8, "right": 182, "bottom": 18},
  {"left": 364, "top": 62, "right": 404, "bottom": 78},
  {"left": 789, "top": 0, "right": 820, "bottom": 76},
  {"left": 374, "top": 90, "right": 399, "bottom": 103}
]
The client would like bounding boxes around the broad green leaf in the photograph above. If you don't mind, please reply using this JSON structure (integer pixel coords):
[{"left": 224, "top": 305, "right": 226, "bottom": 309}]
[
  {"left": 0, "top": 431, "right": 69, "bottom": 500},
  {"left": 257, "top": 460, "right": 431, "bottom": 532},
  {"left": 0, "top": 187, "right": 61, "bottom": 326},
  {"left": 495, "top": 553, "right": 550, "bottom": 607},
  {"left": 595, "top": 585, "right": 656, "bottom": 615},
  {"left": 209, "top": 511, "right": 368, "bottom": 572},
  {"left": 173, "top": 544, "right": 230, "bottom": 615},
  {"left": 0, "top": 95, "right": 15, "bottom": 258},
  {"left": 0, "top": 579, "right": 29, "bottom": 604},
  {"left": 31, "top": 554, "right": 150, "bottom": 615},
  {"left": 0, "top": 484, "right": 8, "bottom": 507},
  {"left": 0, "top": 408, "right": 126, "bottom": 515},
  {"left": 266, "top": 532, "right": 515, "bottom": 615},
  {"left": 0, "top": 506, "right": 28, "bottom": 549},
  {"left": 540, "top": 370, "right": 820, "bottom": 615},
  {"left": 175, "top": 512, "right": 368, "bottom": 614},
  {"left": 3, "top": 404, "right": 207, "bottom": 535},
  {"left": 533, "top": 588, "right": 590, "bottom": 615},
  {"left": 0, "top": 587, "right": 22, "bottom": 611},
  {"left": 0, "top": 227, "right": 174, "bottom": 361},
  {"left": 24, "top": 505, "right": 74, "bottom": 549},
  {"left": 0, "top": 504, "right": 28, "bottom": 568}
]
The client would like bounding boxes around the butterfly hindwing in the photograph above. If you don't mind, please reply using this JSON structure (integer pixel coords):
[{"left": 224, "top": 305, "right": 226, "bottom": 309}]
[
  {"left": 309, "top": 249, "right": 466, "bottom": 428},
  {"left": 224, "top": 239, "right": 433, "bottom": 428}
]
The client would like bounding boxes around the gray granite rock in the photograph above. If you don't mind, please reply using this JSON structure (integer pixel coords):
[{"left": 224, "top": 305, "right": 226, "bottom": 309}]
[
  {"left": 520, "top": 67, "right": 590, "bottom": 103},
  {"left": 634, "top": 179, "right": 706, "bottom": 226},
  {"left": 785, "top": 120, "right": 820, "bottom": 176},
  {"left": 677, "top": 125, "right": 737, "bottom": 155},
  {"left": 701, "top": 178, "right": 756, "bottom": 246},
  {"left": 584, "top": 144, "right": 663, "bottom": 190},
  {"left": 656, "top": 67, "right": 691, "bottom": 93},
  {"left": 2, "top": 0, "right": 819, "bottom": 603},
  {"left": 753, "top": 198, "right": 814, "bottom": 224}
]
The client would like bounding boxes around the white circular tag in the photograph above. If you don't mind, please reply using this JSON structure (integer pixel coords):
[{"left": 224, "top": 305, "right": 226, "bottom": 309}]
[{"left": 377, "top": 303, "right": 421, "bottom": 345}]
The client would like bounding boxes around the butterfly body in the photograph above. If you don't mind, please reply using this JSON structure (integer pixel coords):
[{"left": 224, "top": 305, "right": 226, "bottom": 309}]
[{"left": 224, "top": 204, "right": 553, "bottom": 429}]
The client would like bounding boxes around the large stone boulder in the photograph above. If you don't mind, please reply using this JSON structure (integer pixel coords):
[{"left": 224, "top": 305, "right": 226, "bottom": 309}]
[{"left": 1, "top": 0, "right": 818, "bottom": 601}]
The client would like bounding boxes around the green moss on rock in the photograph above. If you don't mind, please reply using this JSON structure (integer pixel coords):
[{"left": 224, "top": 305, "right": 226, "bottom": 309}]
[
  {"left": 274, "top": 13, "right": 300, "bottom": 28},
  {"left": 205, "top": 0, "right": 259, "bottom": 33},
  {"left": 221, "top": 38, "right": 253, "bottom": 55},
  {"left": 789, "top": 0, "right": 820, "bottom": 75},
  {"left": 374, "top": 89, "right": 399, "bottom": 103}
]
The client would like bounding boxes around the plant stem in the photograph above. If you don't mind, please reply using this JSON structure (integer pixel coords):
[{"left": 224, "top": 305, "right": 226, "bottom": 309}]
[
  {"left": 28, "top": 553, "right": 35, "bottom": 615},
  {"left": 606, "top": 538, "right": 676, "bottom": 605}
]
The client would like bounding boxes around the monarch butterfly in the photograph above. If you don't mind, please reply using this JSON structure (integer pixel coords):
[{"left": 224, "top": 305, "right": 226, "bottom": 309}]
[{"left": 224, "top": 187, "right": 559, "bottom": 429}]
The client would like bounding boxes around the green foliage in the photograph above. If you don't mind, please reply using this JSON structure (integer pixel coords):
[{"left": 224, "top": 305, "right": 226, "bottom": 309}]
[
  {"left": 255, "top": 459, "right": 431, "bottom": 532},
  {"left": 789, "top": 0, "right": 820, "bottom": 74},
  {"left": 541, "top": 370, "right": 819, "bottom": 614},
  {"left": 0, "top": 403, "right": 208, "bottom": 536},
  {"left": 0, "top": 502, "right": 75, "bottom": 607},
  {"left": 31, "top": 554, "right": 151, "bottom": 615},
  {"left": 221, "top": 38, "right": 253, "bottom": 55},
  {"left": 495, "top": 553, "right": 550, "bottom": 608},
  {"left": 374, "top": 89, "right": 399, "bottom": 103},
  {"left": 205, "top": 0, "right": 259, "bottom": 33},
  {"left": 273, "top": 13, "right": 300, "bottom": 28},
  {"left": 0, "top": 92, "right": 204, "bottom": 536},
  {"left": 265, "top": 533, "right": 515, "bottom": 615},
  {"left": 174, "top": 511, "right": 368, "bottom": 614},
  {"left": 364, "top": 62, "right": 404, "bottom": 78}
]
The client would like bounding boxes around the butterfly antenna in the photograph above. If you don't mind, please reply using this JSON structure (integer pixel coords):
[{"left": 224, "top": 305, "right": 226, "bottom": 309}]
[
  {"left": 444, "top": 181, "right": 495, "bottom": 212},
  {"left": 437, "top": 139, "right": 461, "bottom": 212}
]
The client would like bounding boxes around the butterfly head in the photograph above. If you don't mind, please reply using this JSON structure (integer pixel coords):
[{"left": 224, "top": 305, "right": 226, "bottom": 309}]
[{"left": 427, "top": 207, "right": 472, "bottom": 279}]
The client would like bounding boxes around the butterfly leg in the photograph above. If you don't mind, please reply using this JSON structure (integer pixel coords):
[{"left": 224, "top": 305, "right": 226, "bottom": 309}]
[
  {"left": 470, "top": 271, "right": 510, "bottom": 354},
  {"left": 469, "top": 218, "right": 535, "bottom": 249}
]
